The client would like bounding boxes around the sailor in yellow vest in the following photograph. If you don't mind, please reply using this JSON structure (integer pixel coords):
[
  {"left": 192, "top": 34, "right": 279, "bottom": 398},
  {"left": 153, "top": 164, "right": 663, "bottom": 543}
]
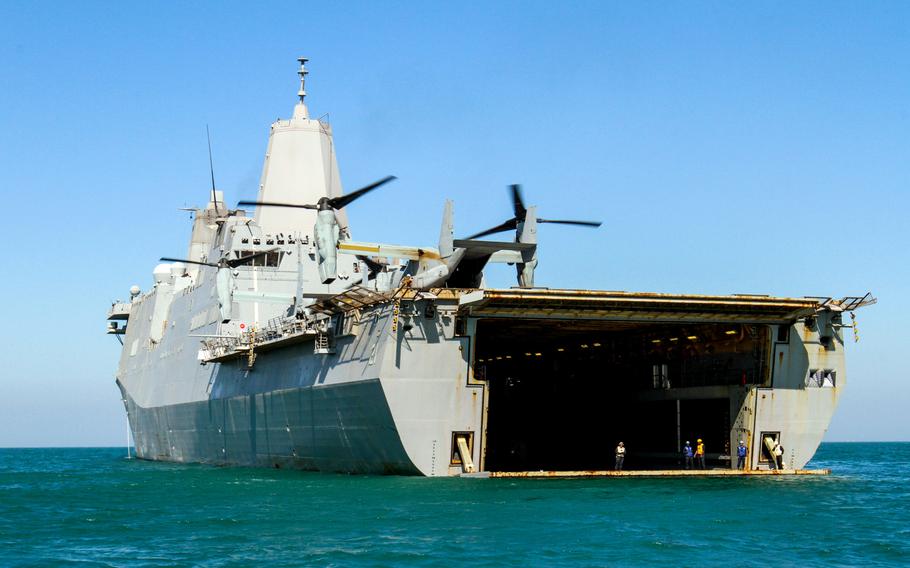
[{"left": 695, "top": 438, "right": 706, "bottom": 469}]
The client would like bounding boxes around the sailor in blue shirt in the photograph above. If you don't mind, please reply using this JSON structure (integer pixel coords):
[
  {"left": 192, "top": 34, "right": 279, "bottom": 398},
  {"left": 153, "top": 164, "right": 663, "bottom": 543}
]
[
  {"left": 736, "top": 440, "right": 747, "bottom": 469},
  {"left": 683, "top": 441, "right": 694, "bottom": 470}
]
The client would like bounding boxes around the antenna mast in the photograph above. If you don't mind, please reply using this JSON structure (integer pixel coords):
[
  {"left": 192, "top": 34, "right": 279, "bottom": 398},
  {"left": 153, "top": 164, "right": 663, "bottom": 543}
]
[
  {"left": 294, "top": 57, "right": 310, "bottom": 119},
  {"left": 206, "top": 125, "right": 221, "bottom": 214},
  {"left": 297, "top": 57, "right": 309, "bottom": 103}
]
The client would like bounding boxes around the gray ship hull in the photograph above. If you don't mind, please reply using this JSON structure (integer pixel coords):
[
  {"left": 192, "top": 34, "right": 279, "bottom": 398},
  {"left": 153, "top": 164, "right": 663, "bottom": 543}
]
[
  {"left": 119, "top": 379, "right": 419, "bottom": 474},
  {"left": 113, "top": 288, "right": 871, "bottom": 476}
]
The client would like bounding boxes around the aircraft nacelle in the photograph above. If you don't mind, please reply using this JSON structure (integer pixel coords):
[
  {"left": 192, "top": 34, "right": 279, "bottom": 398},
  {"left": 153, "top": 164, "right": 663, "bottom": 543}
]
[
  {"left": 314, "top": 209, "right": 340, "bottom": 284},
  {"left": 516, "top": 207, "right": 539, "bottom": 288},
  {"left": 215, "top": 267, "right": 233, "bottom": 322}
]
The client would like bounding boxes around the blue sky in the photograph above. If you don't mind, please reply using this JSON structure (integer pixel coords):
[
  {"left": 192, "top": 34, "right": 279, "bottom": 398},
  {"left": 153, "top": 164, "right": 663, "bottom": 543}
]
[{"left": 0, "top": 2, "right": 907, "bottom": 446}]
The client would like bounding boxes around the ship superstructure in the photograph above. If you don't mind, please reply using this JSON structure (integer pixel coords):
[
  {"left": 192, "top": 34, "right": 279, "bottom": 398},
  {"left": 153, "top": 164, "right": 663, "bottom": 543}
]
[{"left": 107, "top": 60, "right": 874, "bottom": 476}]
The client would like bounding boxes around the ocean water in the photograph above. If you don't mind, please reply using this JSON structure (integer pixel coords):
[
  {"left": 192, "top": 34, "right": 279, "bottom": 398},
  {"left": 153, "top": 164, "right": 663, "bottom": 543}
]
[{"left": 0, "top": 443, "right": 907, "bottom": 567}]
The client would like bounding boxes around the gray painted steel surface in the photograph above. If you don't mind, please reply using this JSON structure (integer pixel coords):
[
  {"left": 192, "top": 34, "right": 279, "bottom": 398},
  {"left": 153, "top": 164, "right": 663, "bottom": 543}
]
[{"left": 119, "top": 380, "right": 418, "bottom": 474}]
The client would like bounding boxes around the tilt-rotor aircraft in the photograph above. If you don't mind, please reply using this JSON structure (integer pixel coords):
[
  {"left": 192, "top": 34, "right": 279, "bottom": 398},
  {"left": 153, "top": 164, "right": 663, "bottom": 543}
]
[{"left": 107, "top": 59, "right": 874, "bottom": 477}]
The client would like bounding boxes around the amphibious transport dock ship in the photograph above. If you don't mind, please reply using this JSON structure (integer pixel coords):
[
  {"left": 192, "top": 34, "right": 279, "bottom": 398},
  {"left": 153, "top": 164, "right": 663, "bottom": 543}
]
[{"left": 107, "top": 59, "right": 874, "bottom": 476}]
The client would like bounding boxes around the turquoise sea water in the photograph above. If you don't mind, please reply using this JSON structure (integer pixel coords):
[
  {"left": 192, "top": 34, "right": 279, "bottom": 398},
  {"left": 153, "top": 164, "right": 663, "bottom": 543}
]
[{"left": 0, "top": 443, "right": 907, "bottom": 567}]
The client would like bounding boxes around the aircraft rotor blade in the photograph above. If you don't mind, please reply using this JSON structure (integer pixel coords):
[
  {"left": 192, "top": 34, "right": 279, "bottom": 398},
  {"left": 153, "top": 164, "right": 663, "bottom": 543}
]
[
  {"left": 510, "top": 184, "right": 526, "bottom": 219},
  {"left": 537, "top": 218, "right": 602, "bottom": 228},
  {"left": 327, "top": 175, "right": 397, "bottom": 210},
  {"left": 356, "top": 255, "right": 386, "bottom": 279},
  {"left": 227, "top": 248, "right": 281, "bottom": 268},
  {"left": 236, "top": 200, "right": 319, "bottom": 210},
  {"left": 465, "top": 218, "right": 519, "bottom": 240},
  {"left": 160, "top": 257, "right": 218, "bottom": 267},
  {"left": 236, "top": 175, "right": 395, "bottom": 212}
]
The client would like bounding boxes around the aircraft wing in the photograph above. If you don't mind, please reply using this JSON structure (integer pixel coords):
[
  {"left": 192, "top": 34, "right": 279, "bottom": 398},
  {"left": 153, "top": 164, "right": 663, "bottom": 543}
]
[
  {"left": 451, "top": 239, "right": 534, "bottom": 260},
  {"left": 338, "top": 241, "right": 441, "bottom": 260},
  {"left": 446, "top": 239, "right": 536, "bottom": 287}
]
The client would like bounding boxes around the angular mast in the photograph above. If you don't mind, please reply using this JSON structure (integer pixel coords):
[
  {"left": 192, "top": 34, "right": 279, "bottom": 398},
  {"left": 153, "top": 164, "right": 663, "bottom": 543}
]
[{"left": 254, "top": 57, "right": 348, "bottom": 235}]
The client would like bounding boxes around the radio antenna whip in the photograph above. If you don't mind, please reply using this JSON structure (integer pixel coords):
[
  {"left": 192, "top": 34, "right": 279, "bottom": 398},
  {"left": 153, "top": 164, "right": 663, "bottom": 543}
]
[{"left": 206, "top": 125, "right": 221, "bottom": 215}]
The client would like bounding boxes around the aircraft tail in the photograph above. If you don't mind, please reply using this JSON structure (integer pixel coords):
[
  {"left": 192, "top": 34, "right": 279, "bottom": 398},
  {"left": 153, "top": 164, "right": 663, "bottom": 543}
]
[{"left": 439, "top": 200, "right": 454, "bottom": 258}]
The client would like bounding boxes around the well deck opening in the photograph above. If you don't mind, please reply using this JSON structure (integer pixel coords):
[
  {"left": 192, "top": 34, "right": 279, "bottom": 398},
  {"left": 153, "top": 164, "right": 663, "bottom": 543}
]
[{"left": 474, "top": 319, "right": 769, "bottom": 472}]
